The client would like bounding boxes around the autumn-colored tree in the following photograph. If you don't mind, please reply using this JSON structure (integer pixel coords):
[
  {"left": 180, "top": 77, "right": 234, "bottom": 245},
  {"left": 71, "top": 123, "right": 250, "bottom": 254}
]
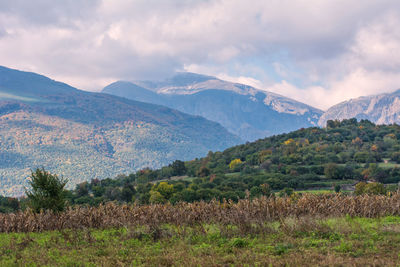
[
  {"left": 352, "top": 137, "right": 363, "bottom": 147},
  {"left": 229, "top": 158, "right": 243, "bottom": 170}
]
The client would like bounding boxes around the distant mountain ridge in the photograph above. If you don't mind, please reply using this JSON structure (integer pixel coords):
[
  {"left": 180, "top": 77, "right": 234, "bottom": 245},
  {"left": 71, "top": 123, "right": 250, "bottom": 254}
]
[
  {"left": 319, "top": 89, "right": 400, "bottom": 127},
  {"left": 103, "top": 73, "right": 323, "bottom": 141},
  {"left": 0, "top": 66, "right": 240, "bottom": 196}
]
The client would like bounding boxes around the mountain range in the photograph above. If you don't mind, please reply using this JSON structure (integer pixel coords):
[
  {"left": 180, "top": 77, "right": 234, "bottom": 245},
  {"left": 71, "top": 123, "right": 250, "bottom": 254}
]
[
  {"left": 0, "top": 66, "right": 240, "bottom": 196},
  {"left": 103, "top": 73, "right": 323, "bottom": 141},
  {"left": 2, "top": 65, "right": 400, "bottom": 196}
]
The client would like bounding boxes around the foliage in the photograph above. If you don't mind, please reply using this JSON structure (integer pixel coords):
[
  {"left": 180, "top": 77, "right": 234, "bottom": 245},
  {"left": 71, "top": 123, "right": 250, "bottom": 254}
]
[
  {"left": 170, "top": 160, "right": 187, "bottom": 176},
  {"left": 229, "top": 158, "right": 243, "bottom": 171},
  {"left": 334, "top": 184, "right": 341, "bottom": 193},
  {"left": 25, "top": 168, "right": 68, "bottom": 213},
  {"left": 354, "top": 182, "right": 386, "bottom": 196},
  {"left": 0, "top": 196, "right": 20, "bottom": 213}
]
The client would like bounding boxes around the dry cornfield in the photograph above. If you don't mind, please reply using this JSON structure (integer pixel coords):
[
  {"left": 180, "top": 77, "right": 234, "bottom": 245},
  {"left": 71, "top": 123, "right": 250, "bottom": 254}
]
[{"left": 1, "top": 193, "right": 400, "bottom": 233}]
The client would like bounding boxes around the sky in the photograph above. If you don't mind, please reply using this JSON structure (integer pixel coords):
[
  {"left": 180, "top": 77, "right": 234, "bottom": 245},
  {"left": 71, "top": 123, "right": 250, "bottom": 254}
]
[{"left": 0, "top": 0, "right": 400, "bottom": 110}]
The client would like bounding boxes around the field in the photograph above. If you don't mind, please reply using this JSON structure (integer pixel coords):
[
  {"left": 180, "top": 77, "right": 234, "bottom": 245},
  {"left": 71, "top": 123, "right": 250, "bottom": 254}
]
[
  {"left": 1, "top": 216, "right": 400, "bottom": 266},
  {"left": 1, "top": 193, "right": 400, "bottom": 266}
]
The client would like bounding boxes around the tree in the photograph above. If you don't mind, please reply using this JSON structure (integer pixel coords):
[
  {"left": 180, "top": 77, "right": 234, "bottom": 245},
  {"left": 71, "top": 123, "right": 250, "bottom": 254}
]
[
  {"left": 355, "top": 182, "right": 386, "bottom": 195},
  {"left": 334, "top": 184, "right": 341, "bottom": 193},
  {"left": 229, "top": 159, "right": 243, "bottom": 171},
  {"left": 121, "top": 185, "right": 135, "bottom": 202},
  {"left": 279, "top": 187, "right": 294, "bottom": 197},
  {"left": 197, "top": 166, "right": 211, "bottom": 177},
  {"left": 324, "top": 163, "right": 340, "bottom": 179},
  {"left": 75, "top": 182, "right": 89, "bottom": 197},
  {"left": 153, "top": 182, "right": 175, "bottom": 199},
  {"left": 171, "top": 160, "right": 187, "bottom": 176},
  {"left": 149, "top": 190, "right": 166, "bottom": 204},
  {"left": 25, "top": 168, "right": 68, "bottom": 213},
  {"left": 250, "top": 186, "right": 262, "bottom": 197}
]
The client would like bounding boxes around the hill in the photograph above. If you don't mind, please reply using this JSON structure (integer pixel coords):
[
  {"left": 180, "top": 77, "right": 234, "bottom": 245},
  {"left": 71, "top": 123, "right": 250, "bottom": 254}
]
[
  {"left": 64, "top": 118, "right": 400, "bottom": 205},
  {"left": 0, "top": 66, "right": 241, "bottom": 196},
  {"left": 319, "top": 89, "right": 400, "bottom": 126},
  {"left": 102, "top": 73, "right": 323, "bottom": 141}
]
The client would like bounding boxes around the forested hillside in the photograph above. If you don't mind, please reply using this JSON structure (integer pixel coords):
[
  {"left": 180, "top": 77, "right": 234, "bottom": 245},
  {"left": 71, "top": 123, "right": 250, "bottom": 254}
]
[
  {"left": 0, "top": 66, "right": 241, "bottom": 196},
  {"left": 62, "top": 119, "right": 400, "bottom": 206}
]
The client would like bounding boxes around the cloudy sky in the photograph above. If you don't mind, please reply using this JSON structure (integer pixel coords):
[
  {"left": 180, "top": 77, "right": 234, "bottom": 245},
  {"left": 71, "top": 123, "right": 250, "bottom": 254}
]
[{"left": 0, "top": 0, "right": 400, "bottom": 109}]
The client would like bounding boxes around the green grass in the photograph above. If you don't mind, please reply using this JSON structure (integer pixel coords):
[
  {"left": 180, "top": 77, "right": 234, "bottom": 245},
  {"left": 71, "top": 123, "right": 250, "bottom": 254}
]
[
  {"left": 1, "top": 216, "right": 400, "bottom": 266},
  {"left": 378, "top": 162, "right": 400, "bottom": 169},
  {"left": 225, "top": 172, "right": 241, "bottom": 177},
  {"left": 296, "top": 189, "right": 335, "bottom": 194}
]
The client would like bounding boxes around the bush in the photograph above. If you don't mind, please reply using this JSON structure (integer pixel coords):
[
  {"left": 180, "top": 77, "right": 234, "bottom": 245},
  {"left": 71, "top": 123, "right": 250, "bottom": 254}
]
[
  {"left": 25, "top": 168, "right": 68, "bottom": 213},
  {"left": 354, "top": 182, "right": 386, "bottom": 196},
  {"left": 334, "top": 184, "right": 341, "bottom": 193},
  {"left": 279, "top": 187, "right": 294, "bottom": 197}
]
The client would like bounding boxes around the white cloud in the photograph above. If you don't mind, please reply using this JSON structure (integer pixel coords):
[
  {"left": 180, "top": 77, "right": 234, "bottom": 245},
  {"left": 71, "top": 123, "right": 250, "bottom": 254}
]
[{"left": 0, "top": 0, "right": 400, "bottom": 107}]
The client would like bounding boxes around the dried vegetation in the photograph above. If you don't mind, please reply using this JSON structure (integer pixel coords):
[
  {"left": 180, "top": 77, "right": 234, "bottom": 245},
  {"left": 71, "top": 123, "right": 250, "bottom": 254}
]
[{"left": 2, "top": 193, "right": 400, "bottom": 233}]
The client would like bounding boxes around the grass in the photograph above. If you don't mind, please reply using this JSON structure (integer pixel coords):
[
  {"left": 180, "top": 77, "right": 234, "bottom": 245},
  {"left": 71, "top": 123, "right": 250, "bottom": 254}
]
[
  {"left": 1, "top": 216, "right": 400, "bottom": 266},
  {"left": 296, "top": 189, "right": 335, "bottom": 194},
  {"left": 378, "top": 162, "right": 400, "bottom": 169}
]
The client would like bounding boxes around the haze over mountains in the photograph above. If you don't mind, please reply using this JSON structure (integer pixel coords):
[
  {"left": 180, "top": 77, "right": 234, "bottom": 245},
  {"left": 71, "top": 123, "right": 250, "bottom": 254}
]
[
  {"left": 0, "top": 66, "right": 240, "bottom": 196},
  {"left": 103, "top": 73, "right": 323, "bottom": 141}
]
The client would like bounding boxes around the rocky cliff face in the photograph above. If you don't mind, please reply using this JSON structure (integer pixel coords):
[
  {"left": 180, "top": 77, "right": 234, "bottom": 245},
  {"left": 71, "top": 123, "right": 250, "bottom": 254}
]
[
  {"left": 104, "top": 73, "right": 323, "bottom": 141},
  {"left": 319, "top": 89, "right": 400, "bottom": 127}
]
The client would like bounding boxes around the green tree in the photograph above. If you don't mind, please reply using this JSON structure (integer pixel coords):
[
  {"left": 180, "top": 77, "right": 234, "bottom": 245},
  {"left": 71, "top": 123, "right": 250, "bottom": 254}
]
[
  {"left": 153, "top": 182, "right": 175, "bottom": 199},
  {"left": 250, "top": 186, "right": 262, "bottom": 197},
  {"left": 334, "top": 184, "right": 341, "bottom": 193},
  {"left": 25, "top": 168, "right": 68, "bottom": 213},
  {"left": 197, "top": 166, "right": 211, "bottom": 177},
  {"left": 355, "top": 182, "right": 386, "bottom": 195},
  {"left": 324, "top": 163, "right": 340, "bottom": 179},
  {"left": 279, "top": 187, "right": 294, "bottom": 197},
  {"left": 171, "top": 160, "right": 187, "bottom": 176},
  {"left": 149, "top": 190, "right": 166, "bottom": 204},
  {"left": 121, "top": 184, "right": 135, "bottom": 202}
]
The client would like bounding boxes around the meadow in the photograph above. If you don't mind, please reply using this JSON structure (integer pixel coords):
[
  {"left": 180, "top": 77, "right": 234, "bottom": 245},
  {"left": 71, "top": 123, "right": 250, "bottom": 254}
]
[
  {"left": 1, "top": 193, "right": 400, "bottom": 266},
  {"left": 1, "top": 215, "right": 400, "bottom": 266}
]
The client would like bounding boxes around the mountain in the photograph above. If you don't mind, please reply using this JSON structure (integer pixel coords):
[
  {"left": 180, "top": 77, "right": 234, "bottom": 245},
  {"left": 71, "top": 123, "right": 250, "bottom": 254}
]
[
  {"left": 0, "top": 66, "right": 241, "bottom": 196},
  {"left": 319, "top": 89, "right": 400, "bottom": 127},
  {"left": 102, "top": 73, "right": 323, "bottom": 141}
]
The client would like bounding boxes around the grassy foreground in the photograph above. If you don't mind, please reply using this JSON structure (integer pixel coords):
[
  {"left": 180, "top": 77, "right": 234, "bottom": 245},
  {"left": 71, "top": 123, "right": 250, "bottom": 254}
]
[{"left": 1, "top": 216, "right": 400, "bottom": 266}]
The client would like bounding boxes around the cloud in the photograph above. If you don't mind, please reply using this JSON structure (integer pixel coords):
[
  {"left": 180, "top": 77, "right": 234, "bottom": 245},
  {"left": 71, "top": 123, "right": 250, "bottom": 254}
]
[
  {"left": 0, "top": 0, "right": 100, "bottom": 26},
  {"left": 0, "top": 0, "right": 399, "bottom": 108}
]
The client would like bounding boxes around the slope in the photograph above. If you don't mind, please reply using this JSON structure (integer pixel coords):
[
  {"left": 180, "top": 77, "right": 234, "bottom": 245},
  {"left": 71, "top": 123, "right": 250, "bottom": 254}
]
[
  {"left": 65, "top": 118, "right": 400, "bottom": 205},
  {"left": 0, "top": 66, "right": 241, "bottom": 196}
]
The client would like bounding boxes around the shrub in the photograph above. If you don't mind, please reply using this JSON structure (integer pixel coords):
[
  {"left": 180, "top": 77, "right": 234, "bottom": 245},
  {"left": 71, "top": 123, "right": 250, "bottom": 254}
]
[
  {"left": 334, "top": 184, "right": 341, "bottom": 193},
  {"left": 355, "top": 182, "right": 386, "bottom": 196}
]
